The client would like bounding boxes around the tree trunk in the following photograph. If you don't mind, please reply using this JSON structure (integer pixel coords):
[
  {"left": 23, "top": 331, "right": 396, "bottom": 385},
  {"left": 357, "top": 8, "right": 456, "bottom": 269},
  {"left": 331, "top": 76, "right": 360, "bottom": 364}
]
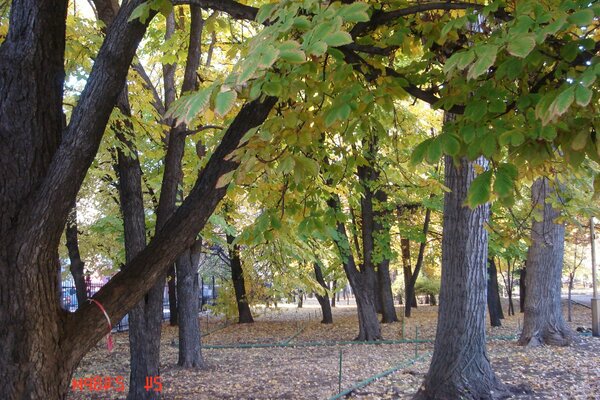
[
  {"left": 313, "top": 264, "right": 333, "bottom": 324},
  {"left": 114, "top": 89, "right": 164, "bottom": 400},
  {"left": 167, "top": 267, "right": 178, "bottom": 325},
  {"left": 65, "top": 204, "right": 87, "bottom": 307},
  {"left": 519, "top": 266, "right": 526, "bottom": 313},
  {"left": 378, "top": 259, "right": 398, "bottom": 323},
  {"left": 176, "top": 239, "right": 205, "bottom": 367},
  {"left": 415, "top": 156, "right": 505, "bottom": 400},
  {"left": 518, "top": 178, "right": 573, "bottom": 347},
  {"left": 567, "top": 273, "right": 573, "bottom": 322},
  {"left": 331, "top": 279, "right": 337, "bottom": 307},
  {"left": 487, "top": 258, "right": 504, "bottom": 327},
  {"left": 401, "top": 238, "right": 418, "bottom": 316},
  {"left": 374, "top": 189, "right": 398, "bottom": 323},
  {"left": 226, "top": 235, "right": 254, "bottom": 323}
]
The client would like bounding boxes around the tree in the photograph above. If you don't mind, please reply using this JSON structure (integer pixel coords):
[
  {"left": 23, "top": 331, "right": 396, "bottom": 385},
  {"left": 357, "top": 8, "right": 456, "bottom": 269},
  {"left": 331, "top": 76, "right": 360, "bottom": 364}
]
[
  {"left": 226, "top": 234, "right": 255, "bottom": 324},
  {"left": 519, "top": 177, "right": 574, "bottom": 346},
  {"left": 65, "top": 204, "right": 88, "bottom": 308},
  {"left": 313, "top": 263, "right": 333, "bottom": 324},
  {"left": 0, "top": 1, "right": 276, "bottom": 396},
  {"left": 415, "top": 155, "right": 506, "bottom": 399},
  {"left": 487, "top": 257, "right": 504, "bottom": 327}
]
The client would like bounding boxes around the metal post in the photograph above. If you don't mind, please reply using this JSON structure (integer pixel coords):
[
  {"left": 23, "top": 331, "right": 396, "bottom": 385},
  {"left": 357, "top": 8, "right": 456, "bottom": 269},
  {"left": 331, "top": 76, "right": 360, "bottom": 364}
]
[{"left": 590, "top": 217, "right": 599, "bottom": 337}]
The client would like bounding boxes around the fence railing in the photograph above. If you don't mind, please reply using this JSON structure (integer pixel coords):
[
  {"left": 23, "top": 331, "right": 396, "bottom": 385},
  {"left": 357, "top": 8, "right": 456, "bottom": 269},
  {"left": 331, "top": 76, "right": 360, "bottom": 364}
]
[{"left": 60, "top": 276, "right": 219, "bottom": 332}]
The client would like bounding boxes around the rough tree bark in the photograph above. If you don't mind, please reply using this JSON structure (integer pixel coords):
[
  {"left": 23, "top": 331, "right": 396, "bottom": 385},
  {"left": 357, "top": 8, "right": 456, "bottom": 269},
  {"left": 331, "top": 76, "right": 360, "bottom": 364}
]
[
  {"left": 65, "top": 204, "right": 87, "bottom": 307},
  {"left": 331, "top": 280, "right": 337, "bottom": 307},
  {"left": 176, "top": 239, "right": 205, "bottom": 367},
  {"left": 415, "top": 156, "right": 506, "bottom": 400},
  {"left": 328, "top": 197, "right": 382, "bottom": 341},
  {"left": 518, "top": 177, "right": 573, "bottom": 347},
  {"left": 313, "top": 263, "right": 333, "bottom": 324},
  {"left": 92, "top": 1, "right": 167, "bottom": 395},
  {"left": 226, "top": 234, "right": 254, "bottom": 323},
  {"left": 114, "top": 92, "right": 164, "bottom": 399},
  {"left": 0, "top": 0, "right": 276, "bottom": 394},
  {"left": 487, "top": 257, "right": 504, "bottom": 327},
  {"left": 374, "top": 189, "right": 398, "bottom": 323}
]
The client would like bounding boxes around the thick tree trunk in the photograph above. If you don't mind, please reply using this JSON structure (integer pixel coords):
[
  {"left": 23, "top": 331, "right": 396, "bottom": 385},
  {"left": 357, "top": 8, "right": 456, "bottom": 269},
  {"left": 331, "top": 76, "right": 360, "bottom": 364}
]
[
  {"left": 226, "top": 235, "right": 254, "bottom": 323},
  {"left": 0, "top": 0, "right": 276, "bottom": 389},
  {"left": 518, "top": 177, "right": 573, "bottom": 347},
  {"left": 176, "top": 240, "right": 205, "bottom": 367},
  {"left": 415, "top": 156, "right": 505, "bottom": 400},
  {"left": 519, "top": 266, "right": 526, "bottom": 313},
  {"left": 313, "top": 263, "right": 333, "bottom": 324},
  {"left": 66, "top": 204, "right": 87, "bottom": 307},
  {"left": 487, "top": 258, "right": 504, "bottom": 327}
]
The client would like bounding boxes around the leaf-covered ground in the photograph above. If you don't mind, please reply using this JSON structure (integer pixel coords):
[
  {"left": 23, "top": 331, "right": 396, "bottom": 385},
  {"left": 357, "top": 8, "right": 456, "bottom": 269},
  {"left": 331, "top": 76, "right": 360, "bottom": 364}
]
[{"left": 68, "top": 299, "right": 599, "bottom": 399}]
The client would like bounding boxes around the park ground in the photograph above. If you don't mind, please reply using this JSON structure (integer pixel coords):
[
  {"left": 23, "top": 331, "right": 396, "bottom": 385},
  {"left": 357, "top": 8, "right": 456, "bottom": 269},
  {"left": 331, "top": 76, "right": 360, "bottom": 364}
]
[{"left": 69, "top": 299, "right": 599, "bottom": 399}]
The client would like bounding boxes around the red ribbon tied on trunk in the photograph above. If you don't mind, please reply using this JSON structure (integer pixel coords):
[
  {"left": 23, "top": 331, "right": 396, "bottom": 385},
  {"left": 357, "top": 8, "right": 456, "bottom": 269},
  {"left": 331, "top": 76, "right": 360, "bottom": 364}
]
[{"left": 88, "top": 299, "right": 113, "bottom": 352}]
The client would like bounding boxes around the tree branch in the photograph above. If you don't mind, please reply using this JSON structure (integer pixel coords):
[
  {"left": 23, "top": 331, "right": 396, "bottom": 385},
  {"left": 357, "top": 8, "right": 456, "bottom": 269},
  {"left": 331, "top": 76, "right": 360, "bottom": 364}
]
[{"left": 62, "top": 96, "right": 277, "bottom": 367}]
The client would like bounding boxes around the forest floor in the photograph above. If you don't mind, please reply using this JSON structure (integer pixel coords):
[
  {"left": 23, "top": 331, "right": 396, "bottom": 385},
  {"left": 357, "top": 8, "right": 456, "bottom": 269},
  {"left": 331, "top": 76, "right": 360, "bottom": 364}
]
[{"left": 68, "top": 298, "right": 600, "bottom": 399}]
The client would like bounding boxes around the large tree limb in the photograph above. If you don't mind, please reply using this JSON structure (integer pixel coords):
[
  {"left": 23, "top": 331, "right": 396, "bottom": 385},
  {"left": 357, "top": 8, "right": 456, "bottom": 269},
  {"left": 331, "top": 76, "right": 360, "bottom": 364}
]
[
  {"left": 61, "top": 96, "right": 277, "bottom": 367},
  {"left": 18, "top": 0, "right": 155, "bottom": 248},
  {"left": 173, "top": 0, "right": 258, "bottom": 20}
]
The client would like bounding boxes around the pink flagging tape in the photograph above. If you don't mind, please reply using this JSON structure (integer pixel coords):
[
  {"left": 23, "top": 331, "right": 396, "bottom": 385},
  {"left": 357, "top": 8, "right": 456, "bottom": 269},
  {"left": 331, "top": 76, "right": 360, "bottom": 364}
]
[{"left": 88, "top": 299, "right": 113, "bottom": 352}]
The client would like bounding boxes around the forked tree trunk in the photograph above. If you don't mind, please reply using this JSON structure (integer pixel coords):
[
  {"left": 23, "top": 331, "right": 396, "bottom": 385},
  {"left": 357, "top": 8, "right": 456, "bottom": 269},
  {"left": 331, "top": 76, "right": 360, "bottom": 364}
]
[
  {"left": 415, "top": 156, "right": 506, "bottom": 400},
  {"left": 226, "top": 235, "right": 254, "bottom": 323},
  {"left": 313, "top": 263, "right": 333, "bottom": 324},
  {"left": 176, "top": 239, "right": 205, "bottom": 367},
  {"left": 487, "top": 258, "right": 504, "bottom": 327},
  {"left": 518, "top": 177, "right": 573, "bottom": 347},
  {"left": 65, "top": 204, "right": 87, "bottom": 307}
]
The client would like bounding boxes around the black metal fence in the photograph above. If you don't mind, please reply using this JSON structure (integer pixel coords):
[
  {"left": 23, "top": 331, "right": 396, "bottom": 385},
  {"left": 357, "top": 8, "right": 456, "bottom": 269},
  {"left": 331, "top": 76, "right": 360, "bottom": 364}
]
[{"left": 60, "top": 276, "right": 219, "bottom": 332}]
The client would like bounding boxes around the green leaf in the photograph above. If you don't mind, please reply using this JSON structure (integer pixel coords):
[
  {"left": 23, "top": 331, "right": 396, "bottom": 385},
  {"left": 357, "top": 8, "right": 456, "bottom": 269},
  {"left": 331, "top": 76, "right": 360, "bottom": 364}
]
[
  {"left": 493, "top": 163, "right": 517, "bottom": 198},
  {"left": 467, "top": 45, "right": 498, "bottom": 80},
  {"left": 256, "top": 3, "right": 278, "bottom": 24},
  {"left": 293, "top": 16, "right": 312, "bottom": 30},
  {"left": 467, "top": 170, "right": 492, "bottom": 207},
  {"left": 426, "top": 138, "right": 442, "bottom": 164},
  {"left": 567, "top": 9, "right": 594, "bottom": 26},
  {"left": 550, "top": 86, "right": 575, "bottom": 118},
  {"left": 540, "top": 125, "right": 557, "bottom": 141},
  {"left": 440, "top": 134, "right": 461, "bottom": 156},
  {"left": 214, "top": 90, "right": 237, "bottom": 117},
  {"left": 480, "top": 134, "right": 496, "bottom": 157},
  {"left": 411, "top": 139, "right": 430, "bottom": 165},
  {"left": 306, "top": 41, "right": 328, "bottom": 56},
  {"left": 338, "top": 2, "right": 370, "bottom": 23},
  {"left": 571, "top": 131, "right": 588, "bottom": 150},
  {"left": 279, "top": 48, "right": 306, "bottom": 63},
  {"left": 507, "top": 34, "right": 536, "bottom": 58},
  {"left": 128, "top": 3, "right": 151, "bottom": 23},
  {"left": 575, "top": 85, "right": 592, "bottom": 107},
  {"left": 323, "top": 31, "right": 353, "bottom": 47},
  {"left": 258, "top": 45, "right": 279, "bottom": 68}
]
